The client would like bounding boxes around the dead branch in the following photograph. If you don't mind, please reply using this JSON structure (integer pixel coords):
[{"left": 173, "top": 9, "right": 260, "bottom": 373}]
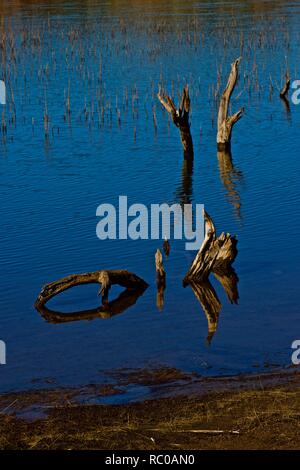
[
  {"left": 183, "top": 210, "right": 238, "bottom": 285},
  {"left": 35, "top": 269, "right": 148, "bottom": 308},
  {"left": 158, "top": 86, "right": 193, "bottom": 158},
  {"left": 217, "top": 58, "right": 244, "bottom": 148}
]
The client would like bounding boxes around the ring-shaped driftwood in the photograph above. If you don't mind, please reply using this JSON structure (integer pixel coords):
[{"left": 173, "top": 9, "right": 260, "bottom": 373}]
[{"left": 35, "top": 269, "right": 149, "bottom": 309}]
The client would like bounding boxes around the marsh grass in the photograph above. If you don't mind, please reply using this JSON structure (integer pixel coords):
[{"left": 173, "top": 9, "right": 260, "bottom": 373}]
[{"left": 0, "top": 5, "right": 297, "bottom": 147}]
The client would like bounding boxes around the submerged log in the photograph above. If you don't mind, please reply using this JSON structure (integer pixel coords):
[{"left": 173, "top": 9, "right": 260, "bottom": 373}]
[
  {"left": 217, "top": 58, "right": 244, "bottom": 149},
  {"left": 158, "top": 86, "right": 194, "bottom": 158},
  {"left": 155, "top": 248, "right": 166, "bottom": 310},
  {"left": 35, "top": 269, "right": 148, "bottom": 308},
  {"left": 36, "top": 286, "right": 147, "bottom": 324},
  {"left": 183, "top": 210, "right": 237, "bottom": 285}
]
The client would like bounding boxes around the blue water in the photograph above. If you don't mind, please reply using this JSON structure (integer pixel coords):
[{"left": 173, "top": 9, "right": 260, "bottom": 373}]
[{"left": 0, "top": 0, "right": 300, "bottom": 394}]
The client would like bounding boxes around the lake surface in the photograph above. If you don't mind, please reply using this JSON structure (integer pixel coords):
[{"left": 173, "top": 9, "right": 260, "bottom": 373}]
[{"left": 1, "top": 0, "right": 300, "bottom": 395}]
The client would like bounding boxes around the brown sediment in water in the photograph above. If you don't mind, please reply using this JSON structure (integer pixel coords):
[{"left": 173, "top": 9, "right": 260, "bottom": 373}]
[{"left": 0, "top": 367, "right": 299, "bottom": 450}]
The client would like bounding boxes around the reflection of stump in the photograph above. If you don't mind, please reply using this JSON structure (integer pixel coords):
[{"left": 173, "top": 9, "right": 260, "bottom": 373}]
[
  {"left": 158, "top": 86, "right": 194, "bottom": 158},
  {"left": 190, "top": 266, "right": 239, "bottom": 344},
  {"left": 190, "top": 280, "right": 221, "bottom": 345},
  {"left": 175, "top": 156, "right": 193, "bottom": 205},
  {"left": 217, "top": 58, "right": 244, "bottom": 149},
  {"left": 155, "top": 249, "right": 166, "bottom": 311},
  {"left": 280, "top": 73, "right": 291, "bottom": 118},
  {"left": 217, "top": 147, "right": 242, "bottom": 220}
]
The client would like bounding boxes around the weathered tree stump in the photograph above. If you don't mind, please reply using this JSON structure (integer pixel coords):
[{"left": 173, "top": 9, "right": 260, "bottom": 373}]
[
  {"left": 217, "top": 58, "right": 244, "bottom": 149},
  {"left": 158, "top": 86, "right": 194, "bottom": 158},
  {"left": 35, "top": 269, "right": 148, "bottom": 308},
  {"left": 183, "top": 210, "right": 238, "bottom": 285}
]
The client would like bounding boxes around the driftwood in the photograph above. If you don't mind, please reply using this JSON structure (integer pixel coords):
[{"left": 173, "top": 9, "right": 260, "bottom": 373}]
[
  {"left": 36, "top": 286, "right": 147, "bottom": 324},
  {"left": 155, "top": 249, "right": 166, "bottom": 310},
  {"left": 217, "top": 58, "right": 244, "bottom": 149},
  {"left": 183, "top": 210, "right": 237, "bottom": 285},
  {"left": 158, "top": 86, "right": 194, "bottom": 158},
  {"left": 35, "top": 269, "right": 148, "bottom": 308}
]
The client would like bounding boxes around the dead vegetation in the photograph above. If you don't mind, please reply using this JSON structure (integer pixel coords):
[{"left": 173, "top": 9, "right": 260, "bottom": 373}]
[{"left": 0, "top": 372, "right": 300, "bottom": 450}]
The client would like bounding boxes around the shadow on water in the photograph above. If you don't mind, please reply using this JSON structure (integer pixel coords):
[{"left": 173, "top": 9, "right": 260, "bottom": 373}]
[
  {"left": 189, "top": 266, "right": 239, "bottom": 345},
  {"left": 217, "top": 147, "right": 243, "bottom": 221},
  {"left": 35, "top": 286, "right": 148, "bottom": 324}
]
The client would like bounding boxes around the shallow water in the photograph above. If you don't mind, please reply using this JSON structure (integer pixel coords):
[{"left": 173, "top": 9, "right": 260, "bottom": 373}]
[{"left": 0, "top": 0, "right": 300, "bottom": 395}]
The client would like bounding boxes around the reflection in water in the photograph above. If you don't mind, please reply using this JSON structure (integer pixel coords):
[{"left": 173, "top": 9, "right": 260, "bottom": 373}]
[
  {"left": 190, "top": 267, "right": 239, "bottom": 345},
  {"left": 217, "top": 148, "right": 243, "bottom": 220},
  {"left": 35, "top": 286, "right": 147, "bottom": 324},
  {"left": 175, "top": 156, "right": 194, "bottom": 205},
  {"left": 280, "top": 95, "right": 291, "bottom": 121}
]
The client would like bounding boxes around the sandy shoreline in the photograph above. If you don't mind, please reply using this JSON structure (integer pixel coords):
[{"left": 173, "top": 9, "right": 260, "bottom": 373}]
[{"left": 0, "top": 367, "right": 299, "bottom": 450}]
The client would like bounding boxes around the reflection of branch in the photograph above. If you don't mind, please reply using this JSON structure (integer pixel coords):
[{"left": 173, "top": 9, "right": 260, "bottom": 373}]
[
  {"left": 155, "top": 249, "right": 166, "bottom": 311},
  {"left": 35, "top": 286, "right": 148, "bottom": 324},
  {"left": 213, "top": 267, "right": 239, "bottom": 305},
  {"left": 217, "top": 147, "right": 243, "bottom": 220},
  {"left": 280, "top": 73, "right": 291, "bottom": 120},
  {"left": 190, "top": 280, "right": 221, "bottom": 345},
  {"left": 175, "top": 156, "right": 193, "bottom": 205}
]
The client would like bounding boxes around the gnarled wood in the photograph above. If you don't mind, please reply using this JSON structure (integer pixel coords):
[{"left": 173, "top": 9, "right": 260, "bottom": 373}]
[
  {"left": 217, "top": 58, "right": 244, "bottom": 149},
  {"left": 158, "top": 86, "right": 194, "bottom": 158},
  {"left": 35, "top": 269, "right": 148, "bottom": 308},
  {"left": 183, "top": 210, "right": 238, "bottom": 285}
]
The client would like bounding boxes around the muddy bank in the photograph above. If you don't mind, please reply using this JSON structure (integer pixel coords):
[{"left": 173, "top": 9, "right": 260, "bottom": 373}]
[{"left": 0, "top": 368, "right": 300, "bottom": 450}]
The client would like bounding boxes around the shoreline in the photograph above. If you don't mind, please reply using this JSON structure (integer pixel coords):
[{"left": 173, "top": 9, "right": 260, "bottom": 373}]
[{"left": 0, "top": 367, "right": 299, "bottom": 450}]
